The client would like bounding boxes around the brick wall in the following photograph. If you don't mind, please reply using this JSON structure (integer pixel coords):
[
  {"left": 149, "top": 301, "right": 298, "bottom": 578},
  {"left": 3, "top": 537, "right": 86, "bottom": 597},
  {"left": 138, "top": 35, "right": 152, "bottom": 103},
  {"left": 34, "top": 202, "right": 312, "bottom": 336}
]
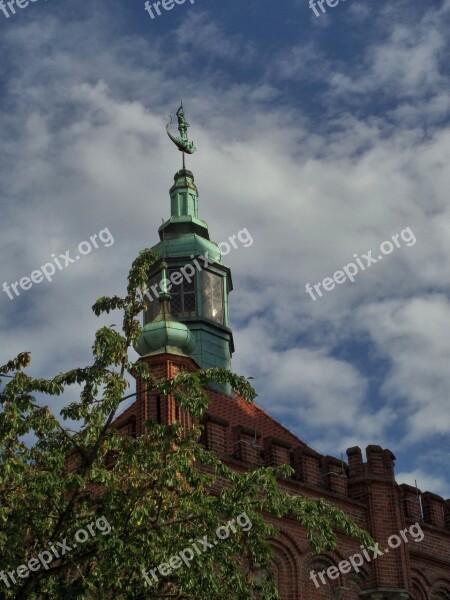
[{"left": 114, "top": 352, "right": 450, "bottom": 599}]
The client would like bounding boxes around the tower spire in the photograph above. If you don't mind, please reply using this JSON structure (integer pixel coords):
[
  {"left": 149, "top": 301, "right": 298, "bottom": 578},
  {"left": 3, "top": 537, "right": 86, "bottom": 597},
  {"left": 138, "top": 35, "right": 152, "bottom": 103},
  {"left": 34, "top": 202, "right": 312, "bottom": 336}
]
[{"left": 136, "top": 104, "right": 234, "bottom": 392}]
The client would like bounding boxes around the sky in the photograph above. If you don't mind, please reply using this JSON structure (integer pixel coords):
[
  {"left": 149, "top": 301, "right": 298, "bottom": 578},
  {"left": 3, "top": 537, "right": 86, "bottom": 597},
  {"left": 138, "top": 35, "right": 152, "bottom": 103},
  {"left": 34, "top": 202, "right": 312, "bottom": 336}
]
[{"left": 0, "top": 0, "right": 449, "bottom": 498}]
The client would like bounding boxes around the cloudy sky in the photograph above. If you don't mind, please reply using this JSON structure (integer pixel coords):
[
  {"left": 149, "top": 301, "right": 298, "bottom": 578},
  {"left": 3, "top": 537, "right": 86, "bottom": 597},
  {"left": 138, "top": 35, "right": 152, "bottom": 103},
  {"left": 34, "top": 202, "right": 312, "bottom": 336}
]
[{"left": 0, "top": 0, "right": 449, "bottom": 497}]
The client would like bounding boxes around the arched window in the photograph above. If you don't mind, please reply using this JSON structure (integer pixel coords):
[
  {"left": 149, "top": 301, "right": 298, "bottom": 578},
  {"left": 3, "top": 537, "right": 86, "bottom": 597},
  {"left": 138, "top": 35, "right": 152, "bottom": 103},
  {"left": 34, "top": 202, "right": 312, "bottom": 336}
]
[
  {"left": 169, "top": 267, "right": 196, "bottom": 317},
  {"left": 304, "top": 555, "right": 369, "bottom": 600},
  {"left": 145, "top": 266, "right": 198, "bottom": 322},
  {"left": 245, "top": 536, "right": 298, "bottom": 600},
  {"left": 201, "top": 270, "right": 224, "bottom": 324}
]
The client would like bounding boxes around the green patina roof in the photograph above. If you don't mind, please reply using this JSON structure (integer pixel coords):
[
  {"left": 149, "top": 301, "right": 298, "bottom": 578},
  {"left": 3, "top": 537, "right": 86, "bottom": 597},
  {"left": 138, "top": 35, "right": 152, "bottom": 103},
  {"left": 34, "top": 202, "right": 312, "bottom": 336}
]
[
  {"left": 152, "top": 169, "right": 223, "bottom": 263},
  {"left": 134, "top": 296, "right": 196, "bottom": 356},
  {"left": 151, "top": 234, "right": 222, "bottom": 263}
]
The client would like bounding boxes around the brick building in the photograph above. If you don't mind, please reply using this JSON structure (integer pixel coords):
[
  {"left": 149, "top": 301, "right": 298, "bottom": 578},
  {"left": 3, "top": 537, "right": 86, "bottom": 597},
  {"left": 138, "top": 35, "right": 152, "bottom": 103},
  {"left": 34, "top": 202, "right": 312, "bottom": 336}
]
[{"left": 115, "top": 162, "right": 450, "bottom": 600}]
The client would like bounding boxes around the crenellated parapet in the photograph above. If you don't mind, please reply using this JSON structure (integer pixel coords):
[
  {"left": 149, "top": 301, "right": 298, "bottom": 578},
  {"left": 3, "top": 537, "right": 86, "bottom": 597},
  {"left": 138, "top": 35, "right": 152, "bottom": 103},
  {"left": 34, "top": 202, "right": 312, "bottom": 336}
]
[
  {"left": 292, "top": 446, "right": 322, "bottom": 486},
  {"left": 421, "top": 491, "right": 446, "bottom": 528},
  {"left": 400, "top": 483, "right": 450, "bottom": 531},
  {"left": 263, "top": 436, "right": 292, "bottom": 467},
  {"left": 400, "top": 483, "right": 423, "bottom": 522},
  {"left": 346, "top": 444, "right": 396, "bottom": 480},
  {"left": 321, "top": 455, "right": 348, "bottom": 496}
]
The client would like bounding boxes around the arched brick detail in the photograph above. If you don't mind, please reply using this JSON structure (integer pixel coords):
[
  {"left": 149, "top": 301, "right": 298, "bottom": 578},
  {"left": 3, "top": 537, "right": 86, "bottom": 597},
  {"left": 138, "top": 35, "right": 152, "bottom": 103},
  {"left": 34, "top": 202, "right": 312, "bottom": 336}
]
[
  {"left": 346, "top": 566, "right": 370, "bottom": 584},
  {"left": 344, "top": 568, "right": 370, "bottom": 599},
  {"left": 345, "top": 578, "right": 365, "bottom": 599},
  {"left": 411, "top": 569, "right": 431, "bottom": 600},
  {"left": 431, "top": 581, "right": 450, "bottom": 600},
  {"left": 267, "top": 530, "right": 302, "bottom": 600},
  {"left": 302, "top": 554, "right": 341, "bottom": 599},
  {"left": 299, "top": 552, "right": 371, "bottom": 600},
  {"left": 413, "top": 582, "right": 428, "bottom": 600}
]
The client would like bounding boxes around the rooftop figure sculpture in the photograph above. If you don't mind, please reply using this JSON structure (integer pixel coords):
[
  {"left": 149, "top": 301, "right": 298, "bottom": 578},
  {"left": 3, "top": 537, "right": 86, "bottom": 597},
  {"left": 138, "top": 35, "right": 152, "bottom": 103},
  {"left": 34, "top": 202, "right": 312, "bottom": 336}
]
[{"left": 166, "top": 102, "right": 197, "bottom": 167}]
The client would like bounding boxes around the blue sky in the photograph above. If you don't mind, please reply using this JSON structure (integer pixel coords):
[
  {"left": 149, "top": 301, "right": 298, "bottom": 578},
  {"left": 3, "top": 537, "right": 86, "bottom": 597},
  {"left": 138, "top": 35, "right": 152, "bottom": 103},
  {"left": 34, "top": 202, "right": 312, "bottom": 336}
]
[{"left": 0, "top": 0, "right": 449, "bottom": 498}]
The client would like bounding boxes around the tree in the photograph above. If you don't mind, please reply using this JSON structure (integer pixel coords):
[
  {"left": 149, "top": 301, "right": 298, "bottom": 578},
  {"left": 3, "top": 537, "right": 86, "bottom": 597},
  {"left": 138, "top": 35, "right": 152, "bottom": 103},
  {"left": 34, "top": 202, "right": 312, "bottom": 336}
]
[{"left": 0, "top": 249, "right": 373, "bottom": 599}]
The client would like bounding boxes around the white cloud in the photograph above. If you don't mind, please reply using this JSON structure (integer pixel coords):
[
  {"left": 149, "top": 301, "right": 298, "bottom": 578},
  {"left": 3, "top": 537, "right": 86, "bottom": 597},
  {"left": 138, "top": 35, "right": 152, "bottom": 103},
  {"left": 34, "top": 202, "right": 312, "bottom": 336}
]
[
  {"left": 0, "top": 0, "right": 449, "bottom": 492},
  {"left": 355, "top": 296, "right": 450, "bottom": 443}
]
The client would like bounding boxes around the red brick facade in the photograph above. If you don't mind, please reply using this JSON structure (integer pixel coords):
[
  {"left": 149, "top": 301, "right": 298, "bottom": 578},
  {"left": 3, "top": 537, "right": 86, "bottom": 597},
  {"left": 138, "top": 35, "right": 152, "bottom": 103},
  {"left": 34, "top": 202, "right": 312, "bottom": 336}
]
[{"left": 113, "top": 353, "right": 450, "bottom": 600}]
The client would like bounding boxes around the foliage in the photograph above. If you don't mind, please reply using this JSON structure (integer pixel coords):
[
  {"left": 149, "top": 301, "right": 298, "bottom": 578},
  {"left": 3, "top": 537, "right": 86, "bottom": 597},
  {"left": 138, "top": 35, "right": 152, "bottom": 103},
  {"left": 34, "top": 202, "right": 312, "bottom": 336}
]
[{"left": 0, "top": 249, "right": 373, "bottom": 599}]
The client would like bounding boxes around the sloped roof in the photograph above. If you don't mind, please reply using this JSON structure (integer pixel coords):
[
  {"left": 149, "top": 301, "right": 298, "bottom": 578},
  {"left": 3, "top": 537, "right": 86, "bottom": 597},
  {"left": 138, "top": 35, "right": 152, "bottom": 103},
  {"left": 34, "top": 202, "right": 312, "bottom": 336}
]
[{"left": 112, "top": 387, "right": 307, "bottom": 453}]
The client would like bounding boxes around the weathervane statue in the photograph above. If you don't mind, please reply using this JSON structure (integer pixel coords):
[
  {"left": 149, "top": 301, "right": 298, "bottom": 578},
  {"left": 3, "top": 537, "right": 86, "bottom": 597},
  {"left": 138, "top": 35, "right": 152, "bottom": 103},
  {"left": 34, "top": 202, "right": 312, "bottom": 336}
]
[{"left": 166, "top": 102, "right": 197, "bottom": 169}]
